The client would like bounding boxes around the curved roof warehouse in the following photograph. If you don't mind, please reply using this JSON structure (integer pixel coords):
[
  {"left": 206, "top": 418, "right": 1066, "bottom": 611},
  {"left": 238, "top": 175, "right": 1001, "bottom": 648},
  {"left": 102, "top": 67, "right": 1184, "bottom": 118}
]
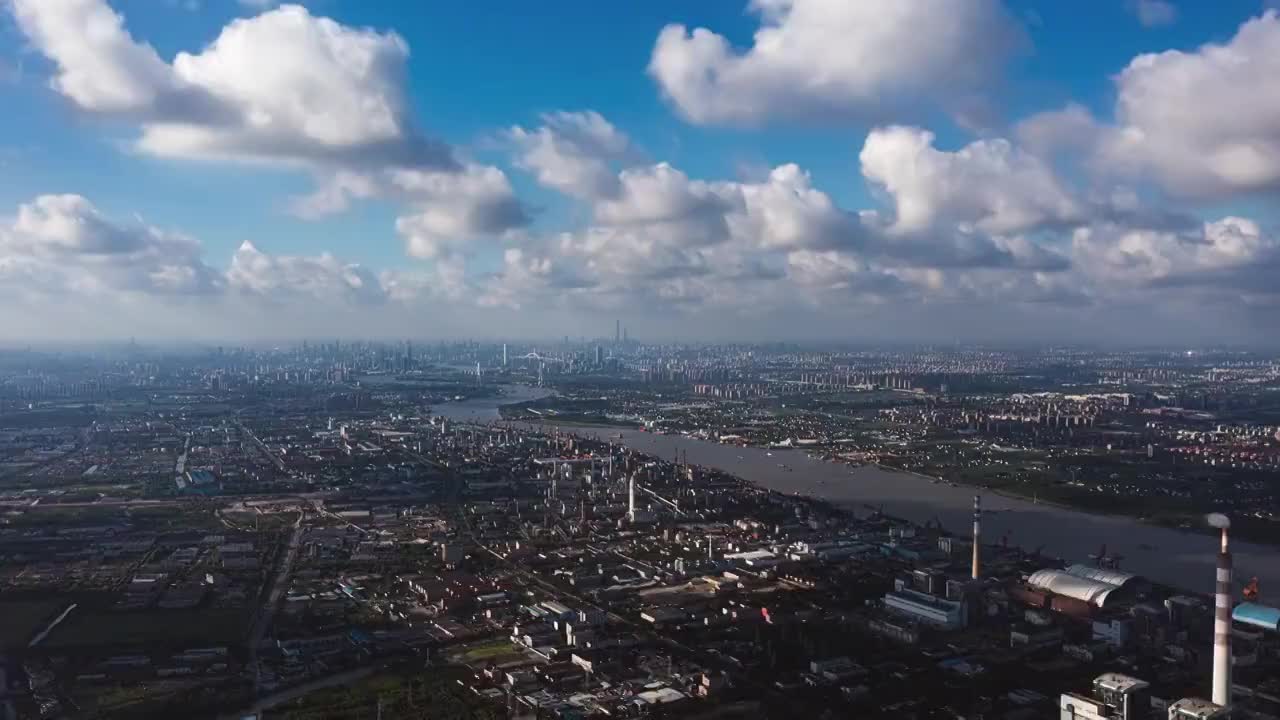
[
  {"left": 1063, "top": 565, "right": 1145, "bottom": 591},
  {"left": 1027, "top": 569, "right": 1126, "bottom": 608}
]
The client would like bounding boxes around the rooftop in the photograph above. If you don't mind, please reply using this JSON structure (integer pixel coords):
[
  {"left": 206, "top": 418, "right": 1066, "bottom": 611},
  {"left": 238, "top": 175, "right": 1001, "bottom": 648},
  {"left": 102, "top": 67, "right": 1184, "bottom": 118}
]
[
  {"left": 1094, "top": 672, "right": 1149, "bottom": 693},
  {"left": 1027, "top": 569, "right": 1120, "bottom": 607}
]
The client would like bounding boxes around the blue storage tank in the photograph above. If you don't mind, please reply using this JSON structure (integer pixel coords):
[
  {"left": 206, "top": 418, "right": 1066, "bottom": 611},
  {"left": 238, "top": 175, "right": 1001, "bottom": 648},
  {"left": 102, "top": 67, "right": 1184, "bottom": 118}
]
[{"left": 1233, "top": 602, "right": 1280, "bottom": 632}]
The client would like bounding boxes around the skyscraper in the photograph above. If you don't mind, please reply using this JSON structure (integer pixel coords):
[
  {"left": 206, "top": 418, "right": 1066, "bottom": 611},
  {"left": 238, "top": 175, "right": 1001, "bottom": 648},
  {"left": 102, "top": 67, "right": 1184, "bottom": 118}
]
[
  {"left": 615, "top": 319, "right": 621, "bottom": 345},
  {"left": 594, "top": 345, "right": 603, "bottom": 365},
  {"left": 502, "top": 343, "right": 508, "bottom": 366}
]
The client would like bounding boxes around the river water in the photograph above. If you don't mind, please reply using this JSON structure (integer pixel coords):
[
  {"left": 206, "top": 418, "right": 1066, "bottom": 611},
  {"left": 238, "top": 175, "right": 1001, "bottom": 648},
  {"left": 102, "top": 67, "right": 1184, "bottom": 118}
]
[{"left": 435, "top": 386, "right": 1276, "bottom": 594}]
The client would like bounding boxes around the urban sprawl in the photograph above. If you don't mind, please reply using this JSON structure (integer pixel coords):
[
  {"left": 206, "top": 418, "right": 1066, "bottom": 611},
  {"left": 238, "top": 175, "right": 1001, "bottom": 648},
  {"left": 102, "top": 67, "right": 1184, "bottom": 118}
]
[{"left": 0, "top": 339, "right": 1278, "bottom": 719}]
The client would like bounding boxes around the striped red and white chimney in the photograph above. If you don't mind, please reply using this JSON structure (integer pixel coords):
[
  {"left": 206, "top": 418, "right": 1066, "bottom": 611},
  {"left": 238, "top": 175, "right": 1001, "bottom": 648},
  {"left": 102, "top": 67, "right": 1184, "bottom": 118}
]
[{"left": 1208, "top": 513, "right": 1232, "bottom": 707}]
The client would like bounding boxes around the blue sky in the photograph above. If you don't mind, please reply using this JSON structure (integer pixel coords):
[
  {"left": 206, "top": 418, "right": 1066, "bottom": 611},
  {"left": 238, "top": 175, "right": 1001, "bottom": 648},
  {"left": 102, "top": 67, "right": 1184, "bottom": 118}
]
[
  {"left": 1, "top": 0, "right": 1279, "bottom": 342},
  {"left": 0, "top": 0, "right": 1257, "bottom": 264}
]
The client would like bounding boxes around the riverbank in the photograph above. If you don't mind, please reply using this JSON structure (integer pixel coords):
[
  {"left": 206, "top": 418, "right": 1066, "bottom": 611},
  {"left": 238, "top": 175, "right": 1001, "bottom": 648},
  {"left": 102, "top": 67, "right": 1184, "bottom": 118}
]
[
  {"left": 432, "top": 388, "right": 1278, "bottom": 593},
  {"left": 505, "top": 403, "right": 1252, "bottom": 544},
  {"left": 533, "top": 415, "right": 1279, "bottom": 548},
  {"left": 886, "top": 459, "right": 1280, "bottom": 547}
]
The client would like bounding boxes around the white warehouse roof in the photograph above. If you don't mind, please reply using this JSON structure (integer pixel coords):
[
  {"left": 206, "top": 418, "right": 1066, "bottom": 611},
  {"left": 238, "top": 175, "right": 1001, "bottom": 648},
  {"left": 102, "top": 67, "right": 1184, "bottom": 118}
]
[
  {"left": 1027, "top": 569, "right": 1120, "bottom": 607},
  {"left": 1064, "top": 565, "right": 1141, "bottom": 589}
]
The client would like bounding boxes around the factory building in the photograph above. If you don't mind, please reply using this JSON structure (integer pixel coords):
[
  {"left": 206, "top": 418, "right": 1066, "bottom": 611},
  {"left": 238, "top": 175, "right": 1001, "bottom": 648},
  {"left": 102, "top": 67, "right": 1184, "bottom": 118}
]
[
  {"left": 1027, "top": 566, "right": 1146, "bottom": 611},
  {"left": 1028, "top": 570, "right": 1124, "bottom": 608},
  {"left": 1063, "top": 565, "right": 1148, "bottom": 594},
  {"left": 1232, "top": 602, "right": 1280, "bottom": 633},
  {"left": 1059, "top": 673, "right": 1151, "bottom": 720},
  {"left": 883, "top": 587, "right": 965, "bottom": 630},
  {"left": 1061, "top": 692, "right": 1117, "bottom": 720}
]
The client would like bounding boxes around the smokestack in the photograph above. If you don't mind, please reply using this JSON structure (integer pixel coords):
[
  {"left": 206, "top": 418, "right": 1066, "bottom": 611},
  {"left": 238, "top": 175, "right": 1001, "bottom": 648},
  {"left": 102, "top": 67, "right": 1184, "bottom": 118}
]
[
  {"left": 1208, "top": 513, "right": 1232, "bottom": 707},
  {"left": 971, "top": 495, "right": 982, "bottom": 580},
  {"left": 628, "top": 474, "right": 636, "bottom": 521}
]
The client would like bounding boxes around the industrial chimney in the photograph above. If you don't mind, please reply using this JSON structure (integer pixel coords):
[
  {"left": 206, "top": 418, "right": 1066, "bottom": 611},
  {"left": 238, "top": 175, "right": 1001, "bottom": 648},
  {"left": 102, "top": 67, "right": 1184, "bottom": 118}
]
[
  {"left": 1207, "top": 512, "right": 1232, "bottom": 708},
  {"left": 971, "top": 495, "right": 982, "bottom": 580},
  {"left": 627, "top": 473, "right": 636, "bottom": 522}
]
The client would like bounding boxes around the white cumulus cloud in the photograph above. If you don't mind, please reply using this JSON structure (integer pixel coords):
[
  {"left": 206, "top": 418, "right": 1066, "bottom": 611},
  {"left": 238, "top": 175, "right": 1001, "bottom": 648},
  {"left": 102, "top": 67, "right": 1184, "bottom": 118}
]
[
  {"left": 648, "top": 0, "right": 1023, "bottom": 125},
  {"left": 10, "top": 0, "right": 531, "bottom": 261},
  {"left": 227, "top": 241, "right": 387, "bottom": 303},
  {"left": 508, "top": 111, "right": 634, "bottom": 199},
  {"left": 1072, "top": 216, "right": 1278, "bottom": 286},
  {"left": 1024, "top": 12, "right": 1280, "bottom": 199},
  {"left": 1, "top": 194, "right": 221, "bottom": 296},
  {"left": 11, "top": 0, "right": 450, "bottom": 169},
  {"left": 860, "top": 126, "right": 1082, "bottom": 235},
  {"left": 392, "top": 164, "right": 529, "bottom": 259}
]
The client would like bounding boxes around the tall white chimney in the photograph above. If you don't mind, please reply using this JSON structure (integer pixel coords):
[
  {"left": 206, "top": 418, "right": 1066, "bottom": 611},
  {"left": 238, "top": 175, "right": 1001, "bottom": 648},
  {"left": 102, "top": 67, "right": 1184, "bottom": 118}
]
[
  {"left": 1208, "top": 513, "right": 1233, "bottom": 707},
  {"left": 971, "top": 495, "right": 982, "bottom": 580},
  {"left": 627, "top": 473, "right": 636, "bottom": 521}
]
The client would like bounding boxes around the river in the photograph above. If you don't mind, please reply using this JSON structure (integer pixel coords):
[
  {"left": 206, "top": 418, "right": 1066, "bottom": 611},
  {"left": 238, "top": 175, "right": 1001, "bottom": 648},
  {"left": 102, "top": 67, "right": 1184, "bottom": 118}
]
[{"left": 434, "top": 386, "right": 1276, "bottom": 594}]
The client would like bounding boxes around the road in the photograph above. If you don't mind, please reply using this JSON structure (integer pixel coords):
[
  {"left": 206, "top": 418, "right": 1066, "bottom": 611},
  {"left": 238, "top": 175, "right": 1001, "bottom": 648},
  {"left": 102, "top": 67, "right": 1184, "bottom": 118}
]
[
  {"left": 221, "top": 665, "right": 377, "bottom": 719},
  {"left": 248, "top": 512, "right": 305, "bottom": 696},
  {"left": 310, "top": 497, "right": 369, "bottom": 535},
  {"left": 0, "top": 498, "right": 176, "bottom": 509},
  {"left": 237, "top": 419, "right": 288, "bottom": 474},
  {"left": 0, "top": 492, "right": 325, "bottom": 511}
]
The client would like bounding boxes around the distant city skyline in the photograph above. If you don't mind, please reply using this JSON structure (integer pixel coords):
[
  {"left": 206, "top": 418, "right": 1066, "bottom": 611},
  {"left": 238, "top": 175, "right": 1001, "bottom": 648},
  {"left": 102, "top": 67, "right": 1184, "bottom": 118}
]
[{"left": 2, "top": 1, "right": 1279, "bottom": 342}]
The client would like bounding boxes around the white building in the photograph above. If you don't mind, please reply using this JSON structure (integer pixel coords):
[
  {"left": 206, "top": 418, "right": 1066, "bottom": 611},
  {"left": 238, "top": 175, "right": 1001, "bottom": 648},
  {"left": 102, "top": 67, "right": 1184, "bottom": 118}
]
[
  {"left": 1061, "top": 692, "right": 1112, "bottom": 719},
  {"left": 883, "top": 588, "right": 964, "bottom": 630},
  {"left": 1028, "top": 569, "right": 1124, "bottom": 608},
  {"left": 1060, "top": 672, "right": 1150, "bottom": 720},
  {"left": 722, "top": 549, "right": 779, "bottom": 568}
]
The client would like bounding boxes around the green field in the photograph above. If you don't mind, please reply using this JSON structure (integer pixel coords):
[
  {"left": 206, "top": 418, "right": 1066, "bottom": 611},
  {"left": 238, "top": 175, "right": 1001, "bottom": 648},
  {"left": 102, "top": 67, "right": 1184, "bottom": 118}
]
[
  {"left": 456, "top": 638, "right": 526, "bottom": 666},
  {"left": 72, "top": 677, "right": 252, "bottom": 719},
  {"left": 277, "top": 667, "right": 501, "bottom": 720}
]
